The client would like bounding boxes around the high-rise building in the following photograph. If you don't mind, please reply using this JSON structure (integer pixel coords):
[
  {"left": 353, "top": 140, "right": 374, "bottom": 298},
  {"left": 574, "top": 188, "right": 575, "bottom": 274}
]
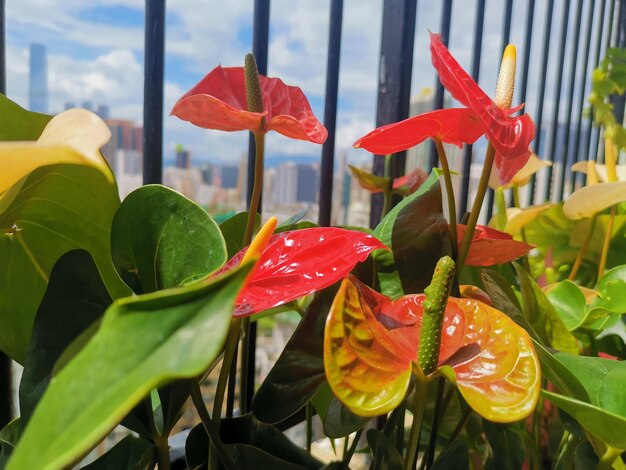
[
  {"left": 220, "top": 165, "right": 239, "bottom": 189},
  {"left": 29, "top": 44, "right": 48, "bottom": 113},
  {"left": 296, "top": 164, "right": 319, "bottom": 203},
  {"left": 175, "top": 144, "right": 191, "bottom": 169},
  {"left": 96, "top": 105, "right": 110, "bottom": 120},
  {"left": 273, "top": 162, "right": 320, "bottom": 205}
]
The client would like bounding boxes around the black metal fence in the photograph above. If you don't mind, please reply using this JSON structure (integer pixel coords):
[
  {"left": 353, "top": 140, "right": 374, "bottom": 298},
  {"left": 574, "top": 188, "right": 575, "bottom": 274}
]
[{"left": 1, "top": 0, "right": 625, "bottom": 428}]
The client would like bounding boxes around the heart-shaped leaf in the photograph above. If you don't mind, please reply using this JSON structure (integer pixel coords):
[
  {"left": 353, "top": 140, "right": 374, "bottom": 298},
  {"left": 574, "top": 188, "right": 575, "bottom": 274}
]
[
  {"left": 111, "top": 185, "right": 227, "bottom": 294},
  {"left": 373, "top": 171, "right": 451, "bottom": 299},
  {"left": 6, "top": 265, "right": 250, "bottom": 470},
  {"left": 0, "top": 164, "right": 130, "bottom": 362},
  {"left": 81, "top": 435, "right": 154, "bottom": 470},
  {"left": 19, "top": 250, "right": 112, "bottom": 424}
]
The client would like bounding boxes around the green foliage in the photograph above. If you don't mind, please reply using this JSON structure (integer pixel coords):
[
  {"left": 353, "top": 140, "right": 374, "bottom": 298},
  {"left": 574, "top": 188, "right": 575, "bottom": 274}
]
[
  {"left": 81, "top": 435, "right": 154, "bottom": 470},
  {"left": 0, "top": 94, "right": 51, "bottom": 141}
]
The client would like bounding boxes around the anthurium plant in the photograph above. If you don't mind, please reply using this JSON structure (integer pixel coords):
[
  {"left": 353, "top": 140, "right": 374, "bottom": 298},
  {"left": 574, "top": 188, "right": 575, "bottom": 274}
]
[{"left": 0, "top": 34, "right": 625, "bottom": 470}]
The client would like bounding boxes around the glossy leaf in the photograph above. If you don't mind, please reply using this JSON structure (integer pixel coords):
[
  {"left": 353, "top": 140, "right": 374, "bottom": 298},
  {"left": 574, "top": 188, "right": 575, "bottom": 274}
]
[
  {"left": 219, "top": 211, "right": 261, "bottom": 258},
  {"left": 223, "top": 227, "right": 385, "bottom": 317},
  {"left": 111, "top": 185, "right": 227, "bottom": 294},
  {"left": 515, "top": 265, "right": 579, "bottom": 354},
  {"left": 457, "top": 224, "right": 534, "bottom": 266},
  {"left": 325, "top": 275, "right": 540, "bottom": 422},
  {"left": 0, "top": 109, "right": 114, "bottom": 195},
  {"left": 0, "top": 164, "right": 130, "bottom": 362},
  {"left": 6, "top": 265, "right": 250, "bottom": 470},
  {"left": 81, "top": 435, "right": 154, "bottom": 470},
  {"left": 367, "top": 429, "right": 404, "bottom": 470},
  {"left": 354, "top": 108, "right": 485, "bottom": 154},
  {"left": 429, "top": 33, "right": 535, "bottom": 183},
  {"left": 0, "top": 419, "right": 21, "bottom": 468},
  {"left": 323, "top": 396, "right": 369, "bottom": 438},
  {"left": 373, "top": 171, "right": 451, "bottom": 299},
  {"left": 252, "top": 286, "right": 337, "bottom": 424},
  {"left": 531, "top": 340, "right": 588, "bottom": 400},
  {"left": 19, "top": 250, "right": 112, "bottom": 424},
  {"left": 171, "top": 65, "right": 327, "bottom": 143},
  {"left": 0, "top": 93, "right": 51, "bottom": 141},
  {"left": 563, "top": 181, "right": 626, "bottom": 219},
  {"left": 431, "top": 441, "right": 470, "bottom": 470},
  {"left": 545, "top": 280, "right": 587, "bottom": 331}
]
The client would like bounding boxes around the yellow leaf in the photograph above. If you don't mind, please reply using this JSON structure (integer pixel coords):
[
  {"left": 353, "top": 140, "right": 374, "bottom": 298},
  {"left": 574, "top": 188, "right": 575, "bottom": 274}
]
[
  {"left": 0, "top": 109, "right": 113, "bottom": 194},
  {"left": 490, "top": 153, "right": 551, "bottom": 189},
  {"left": 563, "top": 182, "right": 626, "bottom": 220}
]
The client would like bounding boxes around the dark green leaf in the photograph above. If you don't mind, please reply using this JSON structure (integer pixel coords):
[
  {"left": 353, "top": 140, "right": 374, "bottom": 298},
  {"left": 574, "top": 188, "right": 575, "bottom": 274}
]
[
  {"left": 225, "top": 443, "right": 311, "bottom": 469},
  {"left": 111, "top": 185, "right": 227, "bottom": 294},
  {"left": 277, "top": 209, "right": 308, "bottom": 229},
  {"left": 367, "top": 429, "right": 403, "bottom": 470},
  {"left": 573, "top": 440, "right": 599, "bottom": 469},
  {"left": 18, "top": 250, "right": 112, "bottom": 424},
  {"left": 531, "top": 341, "right": 588, "bottom": 401},
  {"left": 431, "top": 441, "right": 469, "bottom": 470},
  {"left": 323, "top": 397, "right": 368, "bottom": 438},
  {"left": 0, "top": 419, "right": 21, "bottom": 469},
  {"left": 483, "top": 421, "right": 524, "bottom": 470},
  {"left": 0, "top": 94, "right": 51, "bottom": 141},
  {"left": 373, "top": 171, "right": 451, "bottom": 299},
  {"left": 479, "top": 269, "right": 523, "bottom": 319},
  {"left": 81, "top": 435, "right": 154, "bottom": 470},
  {"left": 596, "top": 333, "right": 626, "bottom": 358},
  {"left": 252, "top": 286, "right": 338, "bottom": 424},
  {"left": 0, "top": 164, "right": 130, "bottom": 363},
  {"left": 6, "top": 265, "right": 250, "bottom": 470},
  {"left": 219, "top": 211, "right": 260, "bottom": 259},
  {"left": 515, "top": 264, "right": 578, "bottom": 353}
]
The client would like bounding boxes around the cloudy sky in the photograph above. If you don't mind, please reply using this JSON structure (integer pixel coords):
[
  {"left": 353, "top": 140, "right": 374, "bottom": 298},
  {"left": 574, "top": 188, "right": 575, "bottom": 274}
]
[{"left": 4, "top": 0, "right": 609, "bottom": 167}]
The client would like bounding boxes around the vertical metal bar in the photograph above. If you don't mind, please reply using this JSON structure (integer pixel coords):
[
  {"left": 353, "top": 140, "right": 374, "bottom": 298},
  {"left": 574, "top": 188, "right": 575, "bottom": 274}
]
[
  {"left": 568, "top": 0, "right": 597, "bottom": 192},
  {"left": 542, "top": 0, "right": 572, "bottom": 202},
  {"left": 515, "top": 0, "right": 536, "bottom": 207},
  {"left": 369, "top": 0, "right": 418, "bottom": 228},
  {"left": 529, "top": 0, "right": 556, "bottom": 203},
  {"left": 485, "top": 0, "right": 514, "bottom": 221},
  {"left": 610, "top": 0, "right": 626, "bottom": 124},
  {"left": 318, "top": 0, "right": 344, "bottom": 227},
  {"left": 0, "top": 0, "right": 12, "bottom": 430},
  {"left": 428, "top": 0, "right": 453, "bottom": 171},
  {"left": 458, "top": 0, "right": 486, "bottom": 218},
  {"left": 556, "top": 0, "right": 584, "bottom": 200},
  {"left": 593, "top": 0, "right": 616, "bottom": 164},
  {"left": 243, "top": 0, "right": 270, "bottom": 413},
  {"left": 143, "top": 0, "right": 166, "bottom": 185}
]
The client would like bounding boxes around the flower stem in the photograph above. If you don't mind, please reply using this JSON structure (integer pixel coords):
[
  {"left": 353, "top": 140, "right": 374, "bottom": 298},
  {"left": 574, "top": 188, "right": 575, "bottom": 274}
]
[
  {"left": 155, "top": 435, "right": 171, "bottom": 470},
  {"left": 213, "top": 319, "right": 242, "bottom": 421},
  {"left": 597, "top": 206, "right": 616, "bottom": 280},
  {"left": 456, "top": 143, "right": 496, "bottom": 272},
  {"left": 190, "top": 380, "right": 237, "bottom": 470},
  {"left": 568, "top": 216, "right": 596, "bottom": 281},
  {"left": 425, "top": 376, "right": 446, "bottom": 468},
  {"left": 306, "top": 402, "right": 313, "bottom": 453},
  {"left": 404, "top": 374, "right": 429, "bottom": 470},
  {"left": 598, "top": 446, "right": 622, "bottom": 470},
  {"left": 382, "top": 154, "right": 394, "bottom": 218},
  {"left": 435, "top": 139, "right": 457, "bottom": 256},
  {"left": 342, "top": 428, "right": 363, "bottom": 469}
]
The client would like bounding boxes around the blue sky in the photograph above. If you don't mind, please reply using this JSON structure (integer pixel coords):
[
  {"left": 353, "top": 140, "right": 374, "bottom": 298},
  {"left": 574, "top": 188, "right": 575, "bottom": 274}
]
[{"left": 4, "top": 0, "right": 603, "bottom": 167}]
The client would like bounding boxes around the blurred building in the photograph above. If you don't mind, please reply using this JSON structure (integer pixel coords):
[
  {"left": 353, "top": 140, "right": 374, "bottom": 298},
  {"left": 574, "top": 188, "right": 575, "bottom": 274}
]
[
  {"left": 28, "top": 44, "right": 48, "bottom": 113},
  {"left": 272, "top": 162, "right": 320, "bottom": 206},
  {"left": 175, "top": 144, "right": 191, "bottom": 169}
]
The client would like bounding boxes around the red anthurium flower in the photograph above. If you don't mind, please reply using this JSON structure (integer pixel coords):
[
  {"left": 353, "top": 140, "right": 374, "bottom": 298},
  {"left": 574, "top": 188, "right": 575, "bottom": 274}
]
[
  {"left": 457, "top": 224, "right": 534, "bottom": 266},
  {"left": 171, "top": 66, "right": 328, "bottom": 144},
  {"left": 324, "top": 275, "right": 540, "bottom": 421},
  {"left": 354, "top": 34, "right": 535, "bottom": 184},
  {"left": 220, "top": 227, "right": 386, "bottom": 317}
]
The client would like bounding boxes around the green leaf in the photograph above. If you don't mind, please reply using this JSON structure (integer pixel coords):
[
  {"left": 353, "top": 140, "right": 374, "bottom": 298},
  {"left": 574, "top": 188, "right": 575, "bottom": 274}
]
[
  {"left": 6, "top": 265, "right": 250, "bottom": 470},
  {"left": 479, "top": 269, "right": 524, "bottom": 319},
  {"left": 81, "top": 435, "right": 154, "bottom": 470},
  {"left": 111, "top": 185, "right": 227, "bottom": 294},
  {"left": 323, "top": 397, "right": 368, "bottom": 438},
  {"left": 18, "top": 250, "right": 112, "bottom": 424},
  {"left": 483, "top": 421, "right": 524, "bottom": 470},
  {"left": 219, "top": 211, "right": 260, "bottom": 259},
  {"left": 531, "top": 340, "right": 589, "bottom": 401},
  {"left": 349, "top": 164, "right": 391, "bottom": 192},
  {"left": 277, "top": 209, "right": 308, "bottom": 229},
  {"left": 225, "top": 443, "right": 313, "bottom": 469},
  {"left": 367, "top": 429, "right": 404, "bottom": 470},
  {"left": 431, "top": 441, "right": 469, "bottom": 470},
  {"left": 545, "top": 280, "right": 587, "bottom": 331},
  {"left": 543, "top": 390, "right": 626, "bottom": 449},
  {"left": 597, "top": 264, "right": 626, "bottom": 290},
  {"left": 0, "top": 419, "right": 21, "bottom": 469},
  {"left": 515, "top": 265, "right": 579, "bottom": 353},
  {"left": 0, "top": 94, "right": 51, "bottom": 141},
  {"left": 0, "top": 164, "right": 130, "bottom": 363},
  {"left": 373, "top": 171, "right": 451, "bottom": 299},
  {"left": 252, "top": 286, "right": 338, "bottom": 424}
]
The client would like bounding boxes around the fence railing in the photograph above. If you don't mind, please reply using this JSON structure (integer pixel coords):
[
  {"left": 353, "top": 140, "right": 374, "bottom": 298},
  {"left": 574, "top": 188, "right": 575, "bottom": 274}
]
[{"left": 1, "top": 0, "right": 625, "bottom": 429}]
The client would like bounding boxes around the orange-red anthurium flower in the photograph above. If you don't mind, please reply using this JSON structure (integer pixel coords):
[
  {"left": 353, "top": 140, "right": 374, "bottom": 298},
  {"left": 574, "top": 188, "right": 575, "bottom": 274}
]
[
  {"left": 219, "top": 227, "right": 386, "bottom": 317},
  {"left": 170, "top": 66, "right": 327, "bottom": 144},
  {"left": 354, "top": 34, "right": 535, "bottom": 184},
  {"left": 324, "top": 274, "right": 540, "bottom": 421},
  {"left": 457, "top": 224, "right": 534, "bottom": 266}
]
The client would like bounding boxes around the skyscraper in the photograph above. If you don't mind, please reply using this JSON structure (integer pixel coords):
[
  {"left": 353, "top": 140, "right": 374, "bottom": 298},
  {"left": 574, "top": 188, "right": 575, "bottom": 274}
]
[{"left": 29, "top": 44, "right": 48, "bottom": 113}]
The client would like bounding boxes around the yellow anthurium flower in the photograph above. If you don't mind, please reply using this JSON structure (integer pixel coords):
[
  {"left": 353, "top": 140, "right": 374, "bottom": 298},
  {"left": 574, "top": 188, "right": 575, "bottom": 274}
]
[
  {"left": 489, "top": 153, "right": 552, "bottom": 189},
  {"left": 0, "top": 108, "right": 114, "bottom": 195},
  {"left": 571, "top": 160, "right": 626, "bottom": 183}
]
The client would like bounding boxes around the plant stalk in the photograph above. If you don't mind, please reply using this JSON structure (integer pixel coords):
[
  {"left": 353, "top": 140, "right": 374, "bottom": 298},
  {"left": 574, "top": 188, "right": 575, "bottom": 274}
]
[
  {"left": 382, "top": 154, "right": 394, "bottom": 218},
  {"left": 598, "top": 446, "right": 622, "bottom": 470},
  {"left": 456, "top": 144, "right": 496, "bottom": 271},
  {"left": 342, "top": 428, "right": 363, "bottom": 469},
  {"left": 597, "top": 206, "right": 616, "bottom": 280},
  {"left": 190, "top": 380, "right": 237, "bottom": 470},
  {"left": 404, "top": 375, "right": 429, "bottom": 470},
  {"left": 306, "top": 402, "right": 313, "bottom": 453},
  {"left": 155, "top": 436, "right": 171, "bottom": 470},
  {"left": 213, "top": 319, "right": 243, "bottom": 420},
  {"left": 435, "top": 139, "right": 457, "bottom": 255},
  {"left": 568, "top": 216, "right": 596, "bottom": 281},
  {"left": 425, "top": 376, "right": 446, "bottom": 468}
]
